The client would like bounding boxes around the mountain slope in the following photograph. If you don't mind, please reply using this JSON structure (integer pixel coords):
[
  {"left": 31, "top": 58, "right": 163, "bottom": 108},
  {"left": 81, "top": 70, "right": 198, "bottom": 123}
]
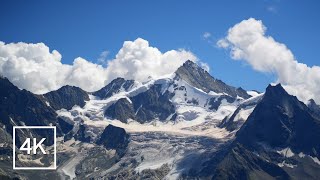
[{"left": 212, "top": 143, "right": 290, "bottom": 180}]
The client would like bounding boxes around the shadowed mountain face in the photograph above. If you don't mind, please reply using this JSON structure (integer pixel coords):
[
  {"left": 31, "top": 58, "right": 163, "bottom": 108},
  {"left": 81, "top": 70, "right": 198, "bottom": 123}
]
[
  {"left": 175, "top": 60, "right": 250, "bottom": 99},
  {"left": 212, "top": 144, "right": 290, "bottom": 180},
  {"left": 44, "top": 85, "right": 89, "bottom": 110},
  {"left": 236, "top": 84, "right": 320, "bottom": 156},
  {"left": 0, "top": 77, "right": 62, "bottom": 146}
]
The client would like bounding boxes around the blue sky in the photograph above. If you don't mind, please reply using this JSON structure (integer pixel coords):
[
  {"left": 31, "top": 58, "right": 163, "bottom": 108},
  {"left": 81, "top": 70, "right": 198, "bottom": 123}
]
[{"left": 1, "top": 0, "right": 319, "bottom": 91}]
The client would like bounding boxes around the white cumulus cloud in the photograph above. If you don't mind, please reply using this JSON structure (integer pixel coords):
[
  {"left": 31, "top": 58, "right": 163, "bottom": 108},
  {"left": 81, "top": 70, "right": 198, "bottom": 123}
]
[
  {"left": 217, "top": 18, "right": 320, "bottom": 104},
  {"left": 0, "top": 38, "right": 199, "bottom": 94},
  {"left": 105, "top": 38, "right": 198, "bottom": 82}
]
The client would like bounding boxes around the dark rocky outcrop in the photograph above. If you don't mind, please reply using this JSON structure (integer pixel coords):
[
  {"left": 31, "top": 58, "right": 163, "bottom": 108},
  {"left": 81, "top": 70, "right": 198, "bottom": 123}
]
[
  {"left": 130, "top": 84, "right": 175, "bottom": 123},
  {"left": 104, "top": 84, "right": 175, "bottom": 123},
  {"left": 104, "top": 98, "right": 136, "bottom": 123},
  {"left": 175, "top": 60, "right": 250, "bottom": 99},
  {"left": 96, "top": 125, "right": 130, "bottom": 155},
  {"left": 43, "top": 85, "right": 89, "bottom": 110},
  {"left": 93, "top": 78, "right": 135, "bottom": 99}
]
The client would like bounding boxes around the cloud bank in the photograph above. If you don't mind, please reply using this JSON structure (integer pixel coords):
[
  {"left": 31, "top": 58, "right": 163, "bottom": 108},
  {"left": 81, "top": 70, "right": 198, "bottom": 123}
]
[
  {"left": 218, "top": 18, "right": 320, "bottom": 104},
  {"left": 0, "top": 38, "right": 198, "bottom": 94},
  {"left": 105, "top": 38, "right": 199, "bottom": 82}
]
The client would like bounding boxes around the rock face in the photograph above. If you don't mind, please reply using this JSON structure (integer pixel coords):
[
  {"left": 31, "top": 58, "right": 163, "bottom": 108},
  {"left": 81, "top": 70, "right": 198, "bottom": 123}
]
[
  {"left": 175, "top": 60, "right": 250, "bottom": 99},
  {"left": 43, "top": 85, "right": 89, "bottom": 110},
  {"left": 0, "top": 77, "right": 62, "bottom": 146},
  {"left": 131, "top": 84, "right": 175, "bottom": 123},
  {"left": 104, "top": 98, "right": 136, "bottom": 123},
  {"left": 96, "top": 125, "right": 130, "bottom": 155},
  {"left": 208, "top": 84, "right": 320, "bottom": 180},
  {"left": 93, "top": 78, "right": 135, "bottom": 99},
  {"left": 104, "top": 84, "right": 175, "bottom": 123}
]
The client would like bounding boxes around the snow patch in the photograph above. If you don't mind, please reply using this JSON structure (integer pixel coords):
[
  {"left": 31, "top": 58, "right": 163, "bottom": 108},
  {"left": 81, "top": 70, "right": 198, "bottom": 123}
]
[
  {"left": 297, "top": 152, "right": 320, "bottom": 166},
  {"left": 298, "top": 152, "right": 306, "bottom": 158},
  {"left": 277, "top": 147, "right": 294, "bottom": 158},
  {"left": 278, "top": 161, "right": 297, "bottom": 168},
  {"left": 233, "top": 106, "right": 255, "bottom": 122},
  {"left": 247, "top": 90, "right": 260, "bottom": 97},
  {"left": 310, "top": 156, "right": 320, "bottom": 165}
]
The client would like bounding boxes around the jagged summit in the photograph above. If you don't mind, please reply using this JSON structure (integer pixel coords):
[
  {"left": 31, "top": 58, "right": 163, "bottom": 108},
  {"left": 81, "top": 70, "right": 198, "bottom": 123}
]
[
  {"left": 175, "top": 60, "right": 250, "bottom": 99},
  {"left": 44, "top": 85, "right": 89, "bottom": 110},
  {"left": 265, "top": 83, "right": 288, "bottom": 97}
]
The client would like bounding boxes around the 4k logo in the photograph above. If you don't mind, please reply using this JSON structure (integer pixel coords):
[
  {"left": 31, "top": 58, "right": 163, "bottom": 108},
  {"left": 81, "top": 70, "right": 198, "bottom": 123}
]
[
  {"left": 13, "top": 126, "right": 56, "bottom": 170},
  {"left": 20, "top": 138, "right": 47, "bottom": 155}
]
